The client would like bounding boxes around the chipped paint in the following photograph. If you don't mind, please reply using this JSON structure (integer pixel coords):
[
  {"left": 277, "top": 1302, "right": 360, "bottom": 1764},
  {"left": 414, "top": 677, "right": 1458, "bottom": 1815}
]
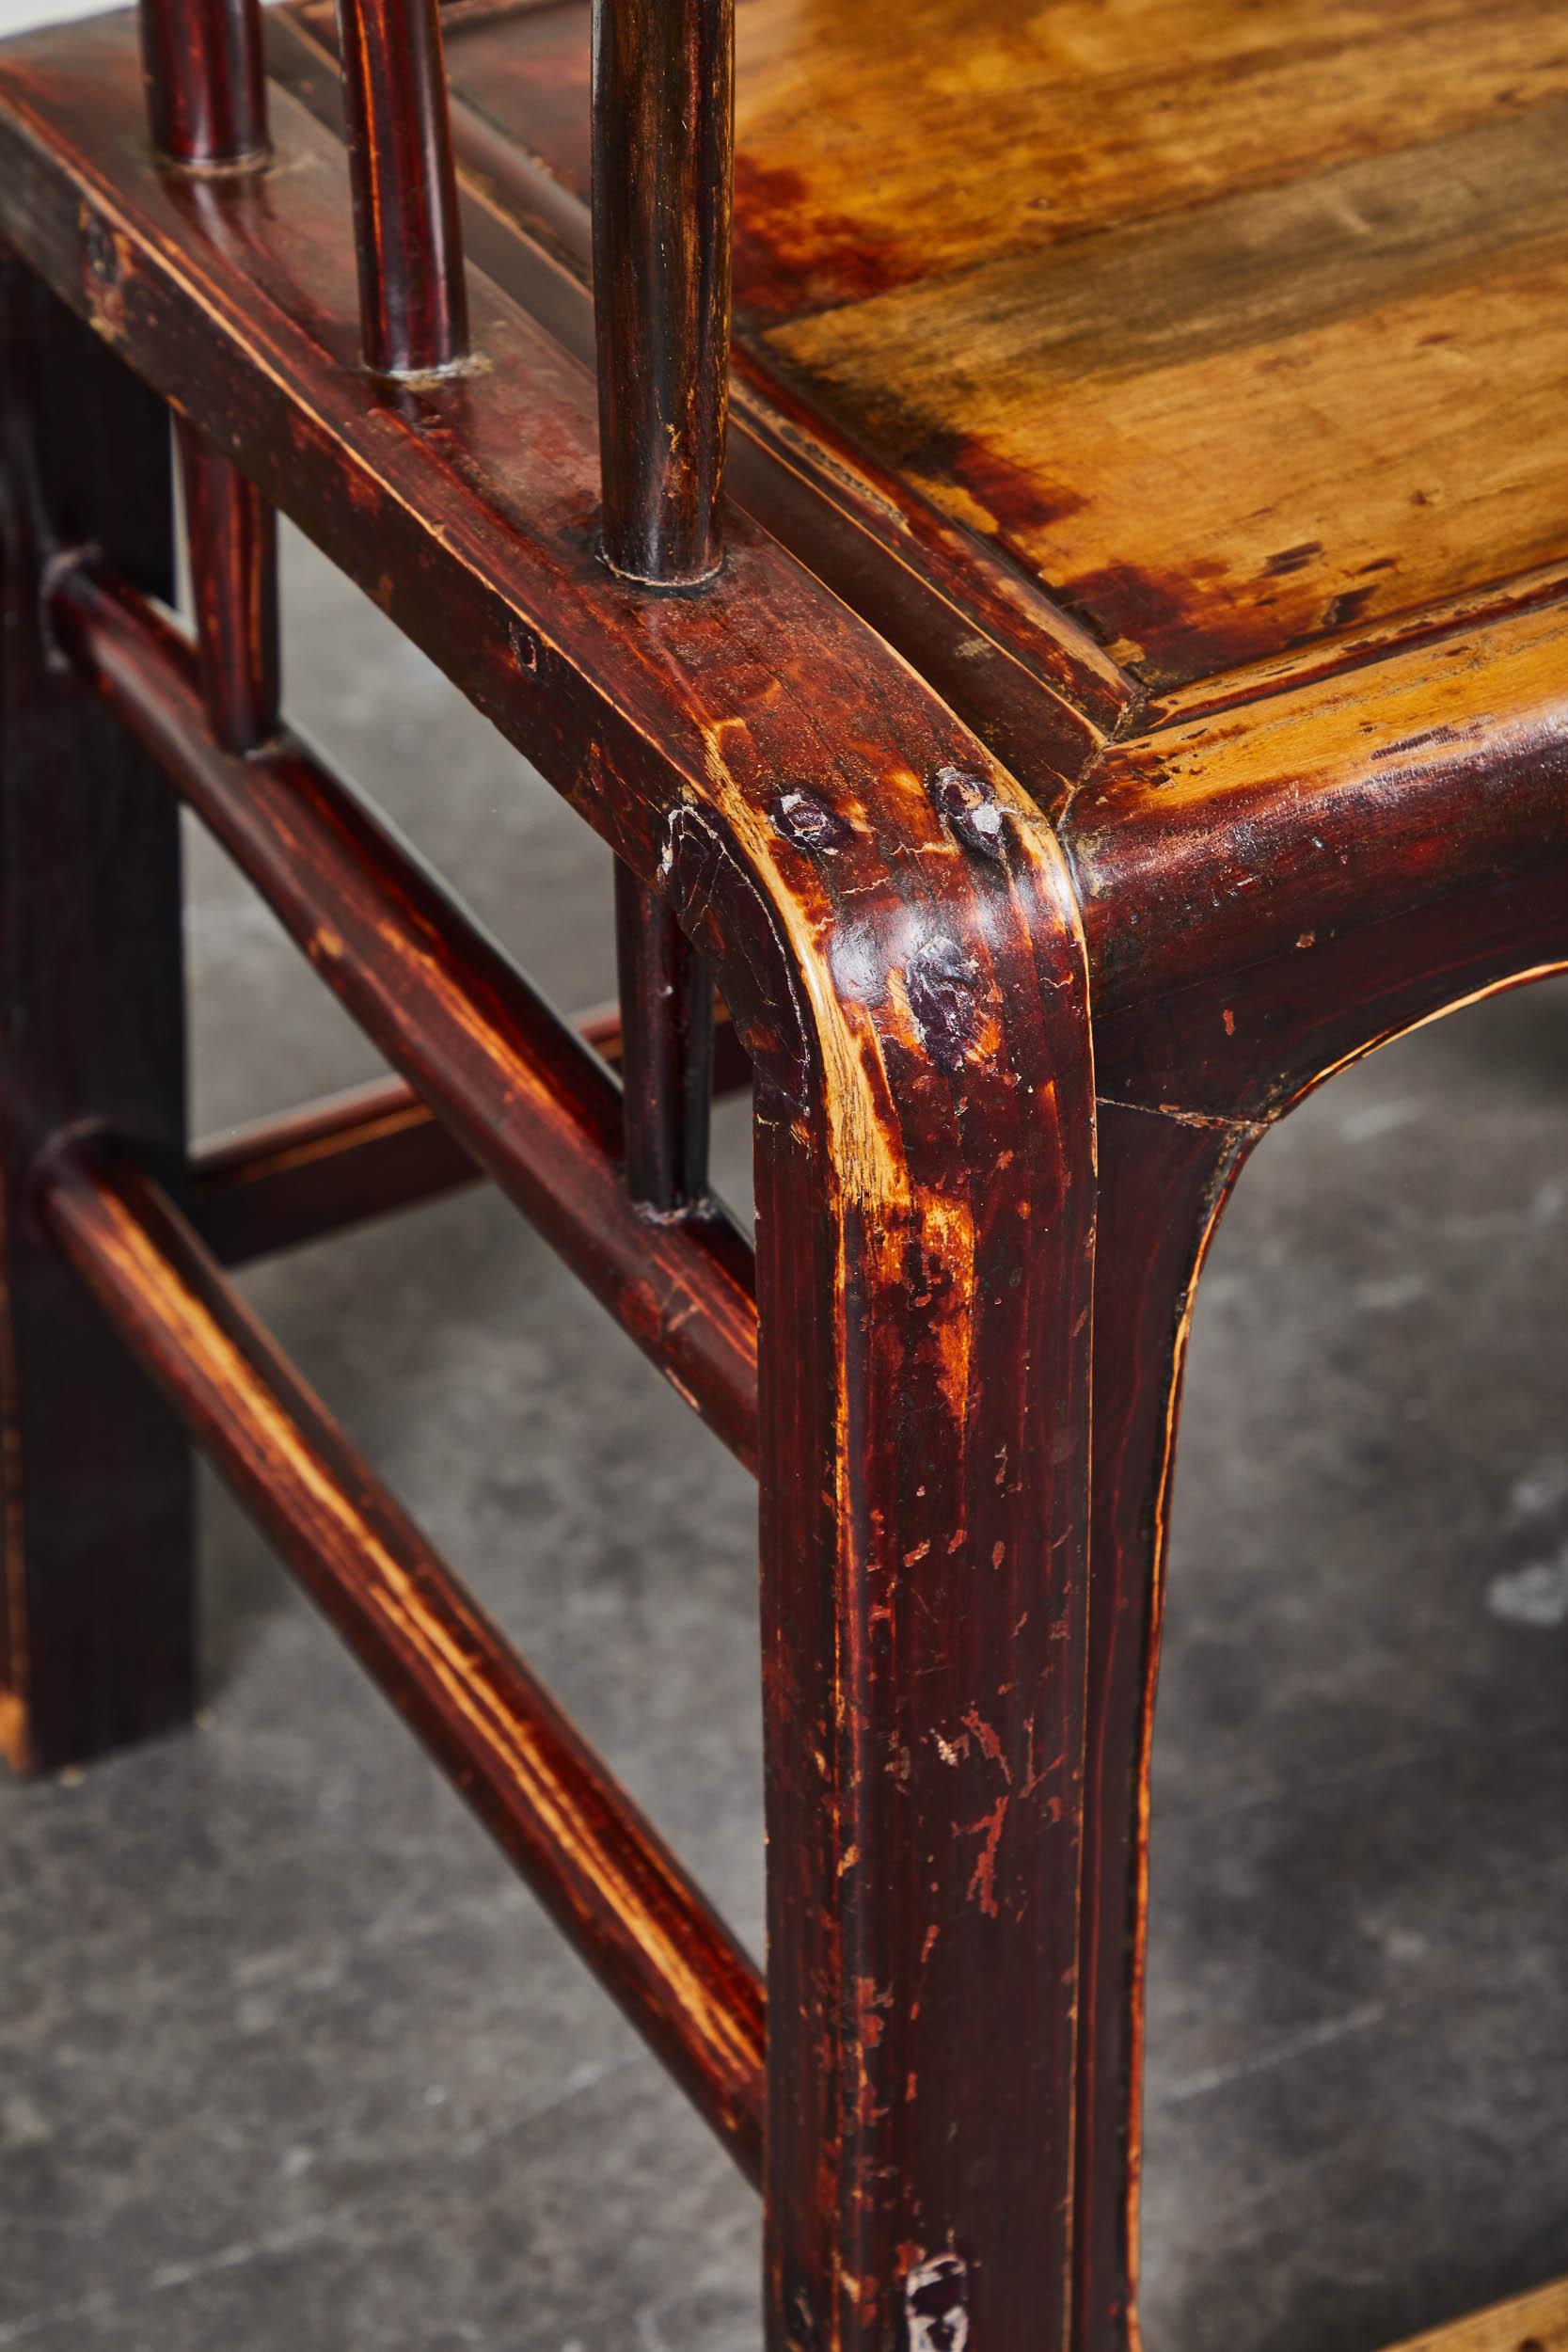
[
  {"left": 960, "top": 1795, "right": 1008, "bottom": 1917},
  {"left": 904, "top": 2251, "right": 969, "bottom": 2352}
]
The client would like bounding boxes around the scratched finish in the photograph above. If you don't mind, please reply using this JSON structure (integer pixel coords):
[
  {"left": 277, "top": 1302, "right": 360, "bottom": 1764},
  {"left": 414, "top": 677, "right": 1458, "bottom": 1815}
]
[
  {"left": 419, "top": 0, "right": 1568, "bottom": 684},
  {"left": 1069, "top": 599, "right": 1568, "bottom": 1017},
  {"left": 0, "top": 34, "right": 1099, "bottom": 2346},
  {"left": 3, "top": 8, "right": 1568, "bottom": 2352},
  {"left": 750, "top": 747, "right": 1094, "bottom": 2352}
]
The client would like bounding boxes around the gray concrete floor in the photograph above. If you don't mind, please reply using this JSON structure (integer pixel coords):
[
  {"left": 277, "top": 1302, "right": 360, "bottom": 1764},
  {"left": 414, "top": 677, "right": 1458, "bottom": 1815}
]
[{"left": 1, "top": 526, "right": 1564, "bottom": 2349}]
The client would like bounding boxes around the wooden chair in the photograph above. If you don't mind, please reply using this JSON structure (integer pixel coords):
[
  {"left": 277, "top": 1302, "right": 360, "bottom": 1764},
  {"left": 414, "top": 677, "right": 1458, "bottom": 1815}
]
[{"left": 0, "top": 1, "right": 1564, "bottom": 2345}]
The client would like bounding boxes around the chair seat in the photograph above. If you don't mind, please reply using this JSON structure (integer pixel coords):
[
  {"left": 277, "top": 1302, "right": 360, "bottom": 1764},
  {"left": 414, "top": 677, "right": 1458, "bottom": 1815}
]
[
  {"left": 282, "top": 0, "right": 1568, "bottom": 691},
  {"left": 1, "top": 0, "right": 1558, "bottom": 1042}
]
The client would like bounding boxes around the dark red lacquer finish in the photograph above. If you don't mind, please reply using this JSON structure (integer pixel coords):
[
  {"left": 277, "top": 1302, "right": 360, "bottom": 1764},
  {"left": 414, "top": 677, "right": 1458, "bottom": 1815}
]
[
  {"left": 137, "top": 0, "right": 267, "bottom": 167},
  {"left": 51, "top": 562, "right": 761, "bottom": 1469},
  {"left": 333, "top": 0, "right": 467, "bottom": 375},
  {"left": 2, "top": 5, "right": 1567, "bottom": 2350},
  {"left": 0, "top": 256, "right": 192, "bottom": 1776},
  {"left": 41, "top": 1137, "right": 765, "bottom": 2179},
  {"left": 592, "top": 0, "right": 733, "bottom": 582},
  {"left": 177, "top": 426, "right": 279, "bottom": 753},
  {"left": 185, "top": 1002, "right": 752, "bottom": 1267},
  {"left": 613, "top": 857, "right": 715, "bottom": 1211}
]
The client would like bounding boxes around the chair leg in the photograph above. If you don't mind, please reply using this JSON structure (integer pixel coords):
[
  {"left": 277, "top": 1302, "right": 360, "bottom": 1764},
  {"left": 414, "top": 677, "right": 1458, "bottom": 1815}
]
[
  {"left": 1072, "top": 1100, "right": 1252, "bottom": 2352},
  {"left": 752, "top": 980, "right": 1097, "bottom": 2350},
  {"left": 0, "top": 255, "right": 193, "bottom": 1775}
]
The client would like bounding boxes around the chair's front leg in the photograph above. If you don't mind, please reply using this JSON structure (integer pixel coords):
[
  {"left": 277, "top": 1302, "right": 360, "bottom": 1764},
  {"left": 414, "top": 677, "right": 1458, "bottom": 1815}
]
[
  {"left": 0, "top": 255, "right": 193, "bottom": 1773},
  {"left": 1069, "top": 863, "right": 1568, "bottom": 2352},
  {"left": 1072, "top": 1101, "right": 1249, "bottom": 2352},
  {"left": 752, "top": 834, "right": 1097, "bottom": 2352}
]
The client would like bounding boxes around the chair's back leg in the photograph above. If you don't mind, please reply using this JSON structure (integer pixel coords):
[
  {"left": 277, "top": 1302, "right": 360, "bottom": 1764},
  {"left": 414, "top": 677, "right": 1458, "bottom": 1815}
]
[
  {"left": 0, "top": 259, "right": 192, "bottom": 1773},
  {"left": 0, "top": 0, "right": 282, "bottom": 1776}
]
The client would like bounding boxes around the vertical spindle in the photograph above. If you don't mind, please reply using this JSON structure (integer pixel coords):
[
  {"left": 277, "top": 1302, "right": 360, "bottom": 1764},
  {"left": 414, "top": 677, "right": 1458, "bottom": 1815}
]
[
  {"left": 178, "top": 430, "right": 279, "bottom": 755},
  {"left": 614, "top": 860, "right": 715, "bottom": 1214},
  {"left": 591, "top": 0, "right": 735, "bottom": 585},
  {"left": 140, "top": 0, "right": 280, "bottom": 755},
  {"left": 333, "top": 0, "right": 469, "bottom": 378},
  {"left": 594, "top": 1, "right": 733, "bottom": 1198},
  {"left": 138, "top": 0, "right": 268, "bottom": 168}
]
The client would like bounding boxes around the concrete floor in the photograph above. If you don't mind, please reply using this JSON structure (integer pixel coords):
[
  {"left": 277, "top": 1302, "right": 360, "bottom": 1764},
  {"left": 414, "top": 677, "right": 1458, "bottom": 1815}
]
[{"left": 0, "top": 527, "right": 1564, "bottom": 2350}]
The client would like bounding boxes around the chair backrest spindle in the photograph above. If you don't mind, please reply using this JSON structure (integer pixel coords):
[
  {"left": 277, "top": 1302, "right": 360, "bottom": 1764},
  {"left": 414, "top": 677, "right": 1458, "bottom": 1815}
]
[
  {"left": 332, "top": 0, "right": 469, "bottom": 379},
  {"left": 138, "top": 0, "right": 267, "bottom": 168},
  {"left": 145, "top": 0, "right": 736, "bottom": 567},
  {"left": 591, "top": 0, "right": 735, "bottom": 587},
  {"left": 177, "top": 424, "right": 280, "bottom": 753},
  {"left": 138, "top": 0, "right": 279, "bottom": 757}
]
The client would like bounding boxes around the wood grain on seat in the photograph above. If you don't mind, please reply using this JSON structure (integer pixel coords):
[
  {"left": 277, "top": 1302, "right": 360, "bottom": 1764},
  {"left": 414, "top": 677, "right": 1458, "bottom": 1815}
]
[{"left": 382, "top": 0, "right": 1568, "bottom": 687}]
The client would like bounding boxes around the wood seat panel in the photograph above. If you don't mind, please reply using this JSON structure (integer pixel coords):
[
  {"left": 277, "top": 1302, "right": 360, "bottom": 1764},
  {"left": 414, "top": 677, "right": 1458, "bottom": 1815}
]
[{"left": 411, "top": 0, "right": 1568, "bottom": 689}]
